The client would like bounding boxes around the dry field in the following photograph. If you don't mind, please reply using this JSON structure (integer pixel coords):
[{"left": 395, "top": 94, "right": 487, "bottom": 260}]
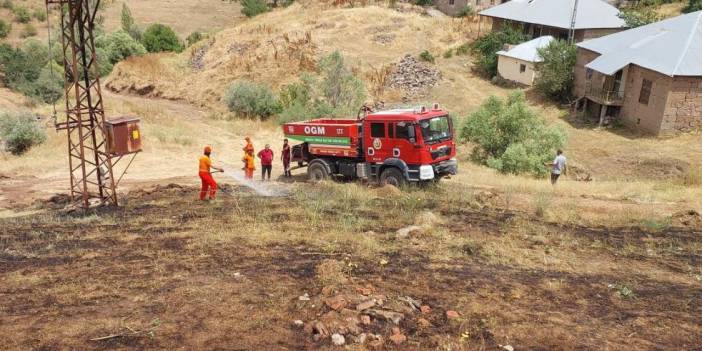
[
  {"left": 1, "top": 3, "right": 702, "bottom": 349},
  {"left": 1, "top": 182, "right": 701, "bottom": 350}
]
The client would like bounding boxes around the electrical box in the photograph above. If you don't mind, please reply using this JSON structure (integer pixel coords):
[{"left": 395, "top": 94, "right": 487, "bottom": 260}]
[{"left": 105, "top": 116, "right": 142, "bottom": 156}]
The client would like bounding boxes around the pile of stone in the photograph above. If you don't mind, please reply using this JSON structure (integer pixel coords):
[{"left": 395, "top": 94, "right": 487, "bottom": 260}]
[
  {"left": 389, "top": 54, "right": 441, "bottom": 101},
  {"left": 294, "top": 283, "right": 460, "bottom": 347}
]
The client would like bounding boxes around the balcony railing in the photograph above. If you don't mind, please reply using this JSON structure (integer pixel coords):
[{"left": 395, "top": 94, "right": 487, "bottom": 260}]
[{"left": 585, "top": 85, "right": 624, "bottom": 106}]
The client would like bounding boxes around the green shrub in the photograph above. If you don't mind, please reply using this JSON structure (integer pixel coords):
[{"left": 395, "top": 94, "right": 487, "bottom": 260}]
[
  {"left": 33, "top": 8, "right": 46, "bottom": 22},
  {"left": 0, "top": 19, "right": 10, "bottom": 38},
  {"left": 618, "top": 6, "right": 661, "bottom": 27},
  {"left": 186, "top": 31, "right": 203, "bottom": 46},
  {"left": 472, "top": 26, "right": 527, "bottom": 77},
  {"left": 419, "top": 50, "right": 435, "bottom": 63},
  {"left": 460, "top": 91, "right": 566, "bottom": 176},
  {"left": 0, "top": 110, "right": 47, "bottom": 155},
  {"left": 1, "top": 0, "right": 12, "bottom": 9},
  {"left": 13, "top": 6, "right": 30, "bottom": 23},
  {"left": 683, "top": 0, "right": 702, "bottom": 13},
  {"left": 98, "top": 30, "right": 146, "bottom": 64},
  {"left": 142, "top": 23, "right": 183, "bottom": 53},
  {"left": 225, "top": 80, "right": 281, "bottom": 119},
  {"left": 121, "top": 3, "right": 134, "bottom": 32},
  {"left": 443, "top": 49, "right": 454, "bottom": 59},
  {"left": 32, "top": 62, "right": 64, "bottom": 104},
  {"left": 455, "top": 5, "right": 474, "bottom": 17},
  {"left": 240, "top": 0, "right": 268, "bottom": 17},
  {"left": 534, "top": 39, "right": 577, "bottom": 103},
  {"left": 20, "top": 23, "right": 37, "bottom": 38},
  {"left": 455, "top": 42, "right": 470, "bottom": 56},
  {"left": 413, "top": 0, "right": 433, "bottom": 5}
]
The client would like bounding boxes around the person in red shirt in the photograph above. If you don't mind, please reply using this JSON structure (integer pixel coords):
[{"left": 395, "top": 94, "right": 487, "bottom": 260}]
[
  {"left": 281, "top": 138, "right": 291, "bottom": 178},
  {"left": 257, "top": 144, "right": 274, "bottom": 181},
  {"left": 198, "top": 146, "right": 223, "bottom": 201}
]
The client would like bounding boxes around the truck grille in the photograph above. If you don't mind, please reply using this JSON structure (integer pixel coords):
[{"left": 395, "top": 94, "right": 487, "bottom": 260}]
[{"left": 431, "top": 147, "right": 451, "bottom": 160}]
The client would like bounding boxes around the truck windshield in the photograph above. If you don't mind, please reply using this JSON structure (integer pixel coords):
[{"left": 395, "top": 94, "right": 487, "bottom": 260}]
[{"left": 419, "top": 116, "right": 451, "bottom": 143}]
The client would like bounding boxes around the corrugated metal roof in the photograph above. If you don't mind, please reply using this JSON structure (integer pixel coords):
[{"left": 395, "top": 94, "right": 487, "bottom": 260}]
[
  {"left": 479, "top": 0, "right": 625, "bottom": 30},
  {"left": 578, "top": 11, "right": 702, "bottom": 76},
  {"left": 497, "top": 35, "right": 555, "bottom": 62}
]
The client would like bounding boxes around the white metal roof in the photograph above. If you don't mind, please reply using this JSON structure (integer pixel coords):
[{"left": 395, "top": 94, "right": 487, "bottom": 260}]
[
  {"left": 578, "top": 11, "right": 702, "bottom": 76},
  {"left": 479, "top": 0, "right": 625, "bottom": 30},
  {"left": 497, "top": 35, "right": 555, "bottom": 62}
]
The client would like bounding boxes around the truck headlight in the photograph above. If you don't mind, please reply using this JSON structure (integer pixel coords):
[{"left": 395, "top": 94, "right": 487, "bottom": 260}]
[{"left": 419, "top": 165, "right": 434, "bottom": 180}]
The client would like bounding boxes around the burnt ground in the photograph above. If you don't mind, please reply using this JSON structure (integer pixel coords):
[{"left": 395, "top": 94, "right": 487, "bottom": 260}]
[{"left": 1, "top": 184, "right": 701, "bottom": 350}]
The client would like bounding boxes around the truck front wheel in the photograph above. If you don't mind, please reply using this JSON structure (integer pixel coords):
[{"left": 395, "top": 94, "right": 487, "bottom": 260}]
[
  {"left": 308, "top": 162, "right": 329, "bottom": 182},
  {"left": 380, "top": 167, "right": 406, "bottom": 187}
]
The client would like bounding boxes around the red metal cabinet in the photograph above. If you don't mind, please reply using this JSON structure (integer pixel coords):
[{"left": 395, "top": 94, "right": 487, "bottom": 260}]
[{"left": 105, "top": 116, "right": 142, "bottom": 156}]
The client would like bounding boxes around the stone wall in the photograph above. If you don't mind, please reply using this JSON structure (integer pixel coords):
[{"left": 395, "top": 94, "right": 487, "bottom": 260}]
[
  {"left": 437, "top": 0, "right": 500, "bottom": 16},
  {"left": 619, "top": 64, "right": 671, "bottom": 135},
  {"left": 660, "top": 77, "right": 702, "bottom": 134},
  {"left": 576, "top": 28, "right": 624, "bottom": 42},
  {"left": 573, "top": 47, "right": 600, "bottom": 97}
]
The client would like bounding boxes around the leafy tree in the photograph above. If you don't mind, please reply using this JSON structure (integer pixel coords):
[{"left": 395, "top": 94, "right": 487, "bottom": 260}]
[
  {"left": 618, "top": 6, "right": 661, "bottom": 27},
  {"left": 683, "top": 0, "right": 702, "bottom": 13},
  {"left": 142, "top": 23, "right": 183, "bottom": 53},
  {"left": 225, "top": 80, "right": 281, "bottom": 119},
  {"left": 33, "top": 62, "right": 64, "bottom": 104},
  {"left": 460, "top": 91, "right": 566, "bottom": 176},
  {"left": 0, "top": 110, "right": 47, "bottom": 155},
  {"left": 240, "top": 0, "right": 268, "bottom": 17},
  {"left": 317, "top": 51, "right": 366, "bottom": 117},
  {"left": 0, "top": 19, "right": 10, "bottom": 38},
  {"left": 413, "top": 0, "right": 433, "bottom": 5},
  {"left": 13, "top": 6, "right": 31, "bottom": 23},
  {"left": 472, "top": 26, "right": 528, "bottom": 77},
  {"left": 278, "top": 52, "right": 366, "bottom": 123},
  {"left": 120, "top": 3, "right": 142, "bottom": 40},
  {"left": 534, "top": 39, "right": 577, "bottom": 103}
]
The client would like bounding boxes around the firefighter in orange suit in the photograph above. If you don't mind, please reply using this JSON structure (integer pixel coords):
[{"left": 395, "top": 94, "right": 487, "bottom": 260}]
[
  {"left": 242, "top": 149, "right": 256, "bottom": 179},
  {"left": 199, "top": 146, "right": 223, "bottom": 200}
]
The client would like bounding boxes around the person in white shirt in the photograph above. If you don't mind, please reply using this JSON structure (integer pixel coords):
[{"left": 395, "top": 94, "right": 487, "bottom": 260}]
[{"left": 545, "top": 149, "right": 567, "bottom": 185}]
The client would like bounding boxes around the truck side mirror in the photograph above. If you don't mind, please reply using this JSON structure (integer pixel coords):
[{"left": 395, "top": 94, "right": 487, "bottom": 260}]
[{"left": 408, "top": 125, "right": 416, "bottom": 144}]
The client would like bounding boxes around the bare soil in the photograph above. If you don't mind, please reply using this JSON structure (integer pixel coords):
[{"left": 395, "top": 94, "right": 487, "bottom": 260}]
[{"left": 1, "top": 184, "right": 700, "bottom": 350}]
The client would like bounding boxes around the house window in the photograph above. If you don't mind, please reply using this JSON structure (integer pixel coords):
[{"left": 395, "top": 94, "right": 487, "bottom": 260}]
[
  {"left": 639, "top": 79, "right": 652, "bottom": 105},
  {"left": 449, "top": 0, "right": 455, "bottom": 5},
  {"left": 370, "top": 123, "right": 385, "bottom": 138},
  {"left": 519, "top": 64, "right": 526, "bottom": 73},
  {"left": 586, "top": 68, "right": 593, "bottom": 80}
]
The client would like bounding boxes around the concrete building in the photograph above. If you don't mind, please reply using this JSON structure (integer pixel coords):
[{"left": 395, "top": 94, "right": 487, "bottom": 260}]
[
  {"left": 496, "top": 36, "right": 554, "bottom": 85},
  {"left": 574, "top": 11, "right": 702, "bottom": 135},
  {"left": 479, "top": 0, "right": 626, "bottom": 42},
  {"left": 435, "top": 0, "right": 507, "bottom": 16}
]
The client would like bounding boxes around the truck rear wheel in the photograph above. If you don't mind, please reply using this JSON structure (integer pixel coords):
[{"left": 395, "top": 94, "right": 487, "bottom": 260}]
[
  {"left": 308, "top": 162, "right": 329, "bottom": 182},
  {"left": 380, "top": 167, "right": 405, "bottom": 187}
]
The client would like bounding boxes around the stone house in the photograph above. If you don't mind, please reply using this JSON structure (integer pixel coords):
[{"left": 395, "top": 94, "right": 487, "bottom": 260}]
[
  {"left": 479, "top": 0, "right": 626, "bottom": 42},
  {"left": 574, "top": 11, "right": 702, "bottom": 135},
  {"left": 496, "top": 36, "right": 554, "bottom": 86},
  {"left": 435, "top": 0, "right": 507, "bottom": 16}
]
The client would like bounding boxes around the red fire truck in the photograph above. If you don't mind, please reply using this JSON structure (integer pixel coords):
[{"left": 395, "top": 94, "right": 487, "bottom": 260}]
[{"left": 282, "top": 105, "right": 457, "bottom": 186}]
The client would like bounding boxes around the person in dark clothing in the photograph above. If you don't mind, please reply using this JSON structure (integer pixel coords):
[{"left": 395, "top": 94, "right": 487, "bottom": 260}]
[
  {"left": 281, "top": 139, "right": 291, "bottom": 178},
  {"left": 257, "top": 144, "right": 274, "bottom": 181}
]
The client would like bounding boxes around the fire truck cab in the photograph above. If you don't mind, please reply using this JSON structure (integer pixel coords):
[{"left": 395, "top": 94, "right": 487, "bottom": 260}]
[{"left": 282, "top": 105, "right": 458, "bottom": 186}]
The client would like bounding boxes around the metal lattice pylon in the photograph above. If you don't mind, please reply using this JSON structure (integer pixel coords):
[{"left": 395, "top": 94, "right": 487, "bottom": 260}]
[{"left": 47, "top": 0, "right": 118, "bottom": 209}]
